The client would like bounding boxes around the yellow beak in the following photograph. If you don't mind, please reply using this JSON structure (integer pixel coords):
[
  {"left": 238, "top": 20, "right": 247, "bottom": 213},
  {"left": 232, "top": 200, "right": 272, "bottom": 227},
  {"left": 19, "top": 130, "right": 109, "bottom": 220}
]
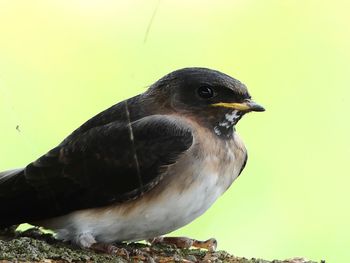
[{"left": 211, "top": 100, "right": 265, "bottom": 112}]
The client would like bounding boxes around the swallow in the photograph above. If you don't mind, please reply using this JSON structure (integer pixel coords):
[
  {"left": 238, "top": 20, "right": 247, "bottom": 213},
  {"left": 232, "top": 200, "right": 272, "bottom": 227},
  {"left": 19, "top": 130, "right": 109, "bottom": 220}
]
[{"left": 0, "top": 67, "right": 264, "bottom": 253}]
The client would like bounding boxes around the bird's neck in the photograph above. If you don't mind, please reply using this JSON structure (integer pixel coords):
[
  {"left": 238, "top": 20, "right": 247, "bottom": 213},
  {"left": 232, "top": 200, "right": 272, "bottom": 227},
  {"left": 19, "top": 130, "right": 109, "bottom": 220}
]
[
  {"left": 185, "top": 110, "right": 241, "bottom": 140},
  {"left": 212, "top": 110, "right": 242, "bottom": 139}
]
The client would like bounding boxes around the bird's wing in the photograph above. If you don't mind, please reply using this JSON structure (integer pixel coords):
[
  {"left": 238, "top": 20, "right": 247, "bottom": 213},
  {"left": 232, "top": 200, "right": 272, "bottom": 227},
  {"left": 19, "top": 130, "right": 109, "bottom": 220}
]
[
  {"left": 0, "top": 115, "right": 193, "bottom": 227},
  {"left": 60, "top": 96, "right": 143, "bottom": 144}
]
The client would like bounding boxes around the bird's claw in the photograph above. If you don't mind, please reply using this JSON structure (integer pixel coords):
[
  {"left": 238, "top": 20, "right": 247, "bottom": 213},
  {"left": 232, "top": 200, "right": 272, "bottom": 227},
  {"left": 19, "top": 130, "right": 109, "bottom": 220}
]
[
  {"left": 193, "top": 238, "right": 217, "bottom": 252},
  {"left": 148, "top": 236, "right": 217, "bottom": 252}
]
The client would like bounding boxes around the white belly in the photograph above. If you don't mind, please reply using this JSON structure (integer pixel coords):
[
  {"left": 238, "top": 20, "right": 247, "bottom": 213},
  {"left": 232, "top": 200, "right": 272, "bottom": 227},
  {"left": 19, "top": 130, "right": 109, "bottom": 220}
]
[
  {"left": 41, "top": 133, "right": 246, "bottom": 246},
  {"left": 96, "top": 168, "right": 225, "bottom": 242}
]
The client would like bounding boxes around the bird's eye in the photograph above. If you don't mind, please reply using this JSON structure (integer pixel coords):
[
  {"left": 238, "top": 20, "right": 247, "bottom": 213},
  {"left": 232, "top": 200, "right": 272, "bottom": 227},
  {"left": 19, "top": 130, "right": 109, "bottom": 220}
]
[{"left": 197, "top": 86, "right": 214, "bottom": 99}]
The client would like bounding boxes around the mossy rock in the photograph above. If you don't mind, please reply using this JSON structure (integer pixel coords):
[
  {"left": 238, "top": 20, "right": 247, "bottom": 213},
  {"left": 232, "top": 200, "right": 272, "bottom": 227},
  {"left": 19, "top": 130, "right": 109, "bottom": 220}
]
[{"left": 0, "top": 229, "right": 324, "bottom": 263}]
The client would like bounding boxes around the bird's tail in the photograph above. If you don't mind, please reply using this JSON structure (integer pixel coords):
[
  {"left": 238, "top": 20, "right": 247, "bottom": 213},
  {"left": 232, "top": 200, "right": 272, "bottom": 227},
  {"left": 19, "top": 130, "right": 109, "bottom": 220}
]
[
  {"left": 0, "top": 168, "right": 26, "bottom": 229},
  {"left": 0, "top": 168, "right": 24, "bottom": 183}
]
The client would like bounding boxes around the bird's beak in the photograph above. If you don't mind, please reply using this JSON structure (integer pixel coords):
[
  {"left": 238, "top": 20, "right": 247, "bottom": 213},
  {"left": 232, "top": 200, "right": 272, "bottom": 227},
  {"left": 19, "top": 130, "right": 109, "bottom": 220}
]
[{"left": 211, "top": 100, "right": 265, "bottom": 112}]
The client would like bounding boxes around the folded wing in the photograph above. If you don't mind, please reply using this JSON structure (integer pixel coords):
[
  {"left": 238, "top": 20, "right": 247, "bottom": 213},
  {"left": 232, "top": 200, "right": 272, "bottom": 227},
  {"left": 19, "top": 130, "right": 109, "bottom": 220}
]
[{"left": 0, "top": 115, "right": 193, "bottom": 227}]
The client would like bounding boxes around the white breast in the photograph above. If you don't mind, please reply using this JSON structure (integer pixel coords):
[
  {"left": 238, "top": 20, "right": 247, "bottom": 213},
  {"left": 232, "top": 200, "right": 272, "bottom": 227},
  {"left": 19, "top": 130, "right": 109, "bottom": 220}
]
[{"left": 42, "top": 128, "right": 247, "bottom": 246}]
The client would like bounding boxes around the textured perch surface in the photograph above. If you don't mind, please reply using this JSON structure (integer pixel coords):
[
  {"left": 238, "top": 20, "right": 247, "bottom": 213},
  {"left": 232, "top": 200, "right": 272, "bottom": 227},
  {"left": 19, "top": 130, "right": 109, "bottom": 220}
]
[{"left": 0, "top": 230, "right": 324, "bottom": 263}]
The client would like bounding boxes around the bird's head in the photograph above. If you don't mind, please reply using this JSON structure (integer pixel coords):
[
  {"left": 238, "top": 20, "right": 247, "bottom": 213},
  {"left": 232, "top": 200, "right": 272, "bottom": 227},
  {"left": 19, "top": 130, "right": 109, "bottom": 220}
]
[{"left": 146, "top": 67, "right": 265, "bottom": 138}]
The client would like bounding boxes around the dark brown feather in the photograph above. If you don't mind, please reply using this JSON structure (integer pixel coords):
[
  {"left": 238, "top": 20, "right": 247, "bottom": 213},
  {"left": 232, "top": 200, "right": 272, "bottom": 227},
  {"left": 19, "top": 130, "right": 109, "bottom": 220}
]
[{"left": 0, "top": 114, "right": 193, "bottom": 227}]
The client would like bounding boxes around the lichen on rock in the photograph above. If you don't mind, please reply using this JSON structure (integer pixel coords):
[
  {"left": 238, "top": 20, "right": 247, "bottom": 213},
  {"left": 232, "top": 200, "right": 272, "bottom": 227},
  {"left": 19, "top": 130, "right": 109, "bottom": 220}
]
[{"left": 0, "top": 229, "right": 324, "bottom": 263}]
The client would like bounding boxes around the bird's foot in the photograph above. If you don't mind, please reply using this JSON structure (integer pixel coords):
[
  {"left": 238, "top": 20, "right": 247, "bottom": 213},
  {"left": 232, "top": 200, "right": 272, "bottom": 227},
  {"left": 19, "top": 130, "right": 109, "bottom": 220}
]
[
  {"left": 148, "top": 236, "right": 217, "bottom": 252},
  {"left": 90, "top": 243, "right": 129, "bottom": 259}
]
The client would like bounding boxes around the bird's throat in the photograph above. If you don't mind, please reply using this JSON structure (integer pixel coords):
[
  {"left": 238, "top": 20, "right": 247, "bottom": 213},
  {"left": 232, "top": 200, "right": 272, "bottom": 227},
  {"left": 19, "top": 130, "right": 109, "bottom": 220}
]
[{"left": 213, "top": 110, "right": 241, "bottom": 139}]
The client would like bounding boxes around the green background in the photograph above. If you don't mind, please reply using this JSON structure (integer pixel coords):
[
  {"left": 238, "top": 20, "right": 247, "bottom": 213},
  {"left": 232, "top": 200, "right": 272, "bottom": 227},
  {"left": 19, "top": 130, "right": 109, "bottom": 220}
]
[{"left": 0, "top": 1, "right": 349, "bottom": 262}]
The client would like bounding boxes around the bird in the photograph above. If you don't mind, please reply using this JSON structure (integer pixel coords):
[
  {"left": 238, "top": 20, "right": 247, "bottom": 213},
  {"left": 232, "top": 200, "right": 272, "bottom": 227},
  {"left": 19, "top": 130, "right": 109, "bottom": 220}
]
[{"left": 0, "top": 67, "right": 264, "bottom": 253}]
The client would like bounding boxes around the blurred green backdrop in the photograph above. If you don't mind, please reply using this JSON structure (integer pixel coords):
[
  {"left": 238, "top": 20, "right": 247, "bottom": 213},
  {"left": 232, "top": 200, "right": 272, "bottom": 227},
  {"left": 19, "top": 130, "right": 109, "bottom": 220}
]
[{"left": 0, "top": 1, "right": 349, "bottom": 262}]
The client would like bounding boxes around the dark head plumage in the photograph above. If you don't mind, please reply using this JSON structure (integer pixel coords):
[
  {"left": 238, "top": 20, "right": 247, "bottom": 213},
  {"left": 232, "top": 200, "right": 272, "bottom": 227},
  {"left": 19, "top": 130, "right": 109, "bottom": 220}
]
[{"left": 145, "top": 67, "right": 264, "bottom": 137}]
